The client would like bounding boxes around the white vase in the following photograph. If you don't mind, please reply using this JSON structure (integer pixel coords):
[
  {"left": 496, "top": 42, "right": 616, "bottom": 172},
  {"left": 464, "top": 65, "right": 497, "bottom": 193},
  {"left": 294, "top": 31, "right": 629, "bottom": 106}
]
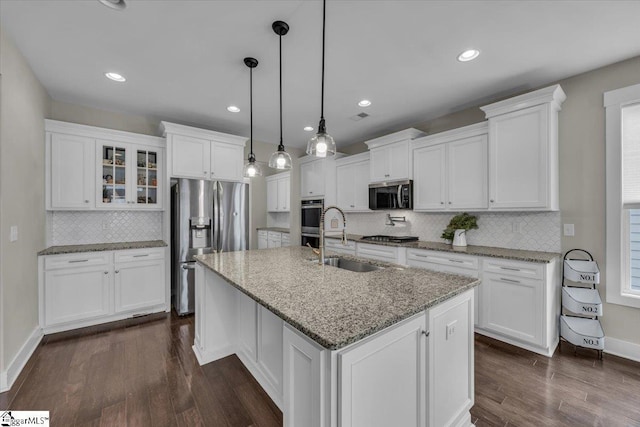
[{"left": 452, "top": 229, "right": 467, "bottom": 247}]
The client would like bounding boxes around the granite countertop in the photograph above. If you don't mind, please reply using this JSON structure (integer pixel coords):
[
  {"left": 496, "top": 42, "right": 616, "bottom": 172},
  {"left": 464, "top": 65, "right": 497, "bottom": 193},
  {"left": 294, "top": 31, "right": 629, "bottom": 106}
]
[
  {"left": 196, "top": 246, "right": 479, "bottom": 350},
  {"left": 325, "top": 234, "right": 559, "bottom": 263},
  {"left": 257, "top": 227, "right": 291, "bottom": 233},
  {"left": 38, "top": 240, "right": 167, "bottom": 256}
]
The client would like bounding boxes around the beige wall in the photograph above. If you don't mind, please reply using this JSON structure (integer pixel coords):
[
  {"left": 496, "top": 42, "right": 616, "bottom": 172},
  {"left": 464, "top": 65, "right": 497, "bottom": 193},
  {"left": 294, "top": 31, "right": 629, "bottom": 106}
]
[
  {"left": 0, "top": 28, "right": 51, "bottom": 373},
  {"left": 557, "top": 56, "right": 640, "bottom": 345}
]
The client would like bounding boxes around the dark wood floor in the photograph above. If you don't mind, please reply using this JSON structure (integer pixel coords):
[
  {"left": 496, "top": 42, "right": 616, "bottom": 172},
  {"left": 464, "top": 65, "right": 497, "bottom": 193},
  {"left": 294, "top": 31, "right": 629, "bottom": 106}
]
[{"left": 1, "top": 313, "right": 639, "bottom": 426}]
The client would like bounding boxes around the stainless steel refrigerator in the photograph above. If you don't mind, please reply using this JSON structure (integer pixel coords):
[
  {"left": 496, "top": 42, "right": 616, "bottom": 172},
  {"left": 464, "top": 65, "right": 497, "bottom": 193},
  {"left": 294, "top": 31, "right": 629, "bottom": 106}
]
[{"left": 171, "top": 178, "right": 248, "bottom": 315}]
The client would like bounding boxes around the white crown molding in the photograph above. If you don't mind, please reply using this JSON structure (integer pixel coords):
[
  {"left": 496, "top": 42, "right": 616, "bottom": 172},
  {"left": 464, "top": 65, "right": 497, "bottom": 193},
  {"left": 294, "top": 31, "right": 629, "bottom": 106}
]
[
  {"left": 0, "top": 327, "right": 43, "bottom": 392},
  {"left": 298, "top": 153, "right": 346, "bottom": 165},
  {"left": 45, "top": 119, "right": 164, "bottom": 147},
  {"left": 160, "top": 121, "right": 246, "bottom": 146},
  {"left": 335, "top": 151, "right": 370, "bottom": 166},
  {"left": 265, "top": 171, "right": 290, "bottom": 182},
  {"left": 480, "top": 84, "right": 567, "bottom": 118},
  {"left": 411, "top": 121, "right": 488, "bottom": 150},
  {"left": 364, "top": 128, "right": 426, "bottom": 149},
  {"left": 604, "top": 82, "right": 640, "bottom": 107}
]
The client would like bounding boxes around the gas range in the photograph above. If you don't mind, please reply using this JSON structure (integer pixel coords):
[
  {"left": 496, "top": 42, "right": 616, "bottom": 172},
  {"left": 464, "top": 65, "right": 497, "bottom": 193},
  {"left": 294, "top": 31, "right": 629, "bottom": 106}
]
[{"left": 361, "top": 235, "right": 419, "bottom": 243}]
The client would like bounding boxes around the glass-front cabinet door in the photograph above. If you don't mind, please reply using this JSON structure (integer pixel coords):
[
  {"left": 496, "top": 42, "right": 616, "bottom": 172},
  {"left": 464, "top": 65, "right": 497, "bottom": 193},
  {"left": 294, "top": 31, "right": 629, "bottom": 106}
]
[
  {"left": 135, "top": 148, "right": 159, "bottom": 207},
  {"left": 96, "top": 139, "right": 163, "bottom": 210},
  {"left": 99, "top": 141, "right": 129, "bottom": 207}
]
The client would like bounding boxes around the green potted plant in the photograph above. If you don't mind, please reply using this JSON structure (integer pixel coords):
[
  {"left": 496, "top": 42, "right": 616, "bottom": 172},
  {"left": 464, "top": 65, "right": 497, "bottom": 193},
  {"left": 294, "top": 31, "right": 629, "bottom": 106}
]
[{"left": 441, "top": 213, "right": 478, "bottom": 247}]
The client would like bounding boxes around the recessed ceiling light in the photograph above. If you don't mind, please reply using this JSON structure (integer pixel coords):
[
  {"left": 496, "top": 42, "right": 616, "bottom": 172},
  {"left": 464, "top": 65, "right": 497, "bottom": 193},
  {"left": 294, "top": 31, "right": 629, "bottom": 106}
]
[
  {"left": 303, "top": 126, "right": 314, "bottom": 132},
  {"left": 358, "top": 99, "right": 372, "bottom": 107},
  {"left": 457, "top": 49, "right": 480, "bottom": 62},
  {"left": 105, "top": 72, "right": 126, "bottom": 82},
  {"left": 98, "top": 0, "right": 126, "bottom": 11},
  {"left": 227, "top": 105, "right": 240, "bottom": 113}
]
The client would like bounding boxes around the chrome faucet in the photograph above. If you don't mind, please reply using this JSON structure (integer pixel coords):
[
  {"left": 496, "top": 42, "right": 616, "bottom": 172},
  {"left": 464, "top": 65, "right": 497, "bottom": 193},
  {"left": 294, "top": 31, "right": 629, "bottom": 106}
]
[{"left": 315, "top": 205, "right": 347, "bottom": 265}]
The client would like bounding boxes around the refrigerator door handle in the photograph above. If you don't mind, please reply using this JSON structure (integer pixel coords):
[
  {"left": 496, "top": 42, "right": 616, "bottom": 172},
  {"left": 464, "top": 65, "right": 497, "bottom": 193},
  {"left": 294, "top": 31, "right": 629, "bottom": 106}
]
[{"left": 181, "top": 264, "right": 197, "bottom": 270}]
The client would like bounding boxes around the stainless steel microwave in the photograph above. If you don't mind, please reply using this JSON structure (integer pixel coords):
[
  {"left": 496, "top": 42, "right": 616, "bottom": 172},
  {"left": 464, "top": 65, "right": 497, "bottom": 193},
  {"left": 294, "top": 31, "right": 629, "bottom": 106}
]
[{"left": 369, "top": 180, "right": 413, "bottom": 210}]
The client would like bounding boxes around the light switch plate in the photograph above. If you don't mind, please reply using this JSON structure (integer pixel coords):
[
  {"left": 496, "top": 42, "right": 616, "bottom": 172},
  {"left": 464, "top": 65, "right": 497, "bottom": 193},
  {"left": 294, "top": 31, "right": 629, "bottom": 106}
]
[
  {"left": 563, "top": 224, "right": 575, "bottom": 236},
  {"left": 10, "top": 225, "right": 18, "bottom": 242}
]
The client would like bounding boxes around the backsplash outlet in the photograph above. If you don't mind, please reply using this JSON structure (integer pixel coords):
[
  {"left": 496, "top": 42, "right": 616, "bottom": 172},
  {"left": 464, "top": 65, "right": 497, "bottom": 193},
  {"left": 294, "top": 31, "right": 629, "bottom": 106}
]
[
  {"left": 50, "top": 211, "right": 163, "bottom": 245},
  {"left": 345, "top": 211, "right": 561, "bottom": 252}
]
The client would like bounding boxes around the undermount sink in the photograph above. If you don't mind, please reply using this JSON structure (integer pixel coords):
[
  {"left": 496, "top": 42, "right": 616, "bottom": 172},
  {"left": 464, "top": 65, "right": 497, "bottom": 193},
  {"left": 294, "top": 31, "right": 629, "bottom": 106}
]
[{"left": 316, "top": 257, "right": 383, "bottom": 273}]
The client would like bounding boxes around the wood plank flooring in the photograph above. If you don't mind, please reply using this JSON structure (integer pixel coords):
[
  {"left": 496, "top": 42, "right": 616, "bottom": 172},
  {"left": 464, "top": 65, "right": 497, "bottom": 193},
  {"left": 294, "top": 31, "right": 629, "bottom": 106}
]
[{"left": 1, "top": 313, "right": 639, "bottom": 426}]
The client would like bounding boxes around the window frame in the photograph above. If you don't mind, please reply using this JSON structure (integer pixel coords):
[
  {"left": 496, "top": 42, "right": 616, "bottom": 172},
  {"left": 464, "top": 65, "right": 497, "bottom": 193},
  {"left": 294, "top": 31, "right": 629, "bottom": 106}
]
[{"left": 605, "top": 82, "right": 640, "bottom": 308}]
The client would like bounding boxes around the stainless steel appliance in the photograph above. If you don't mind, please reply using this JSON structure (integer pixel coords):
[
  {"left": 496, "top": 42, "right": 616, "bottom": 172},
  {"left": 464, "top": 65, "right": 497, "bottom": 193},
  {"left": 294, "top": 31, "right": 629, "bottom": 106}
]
[
  {"left": 369, "top": 180, "right": 413, "bottom": 210},
  {"left": 171, "top": 178, "right": 248, "bottom": 315},
  {"left": 301, "top": 199, "right": 323, "bottom": 247}
]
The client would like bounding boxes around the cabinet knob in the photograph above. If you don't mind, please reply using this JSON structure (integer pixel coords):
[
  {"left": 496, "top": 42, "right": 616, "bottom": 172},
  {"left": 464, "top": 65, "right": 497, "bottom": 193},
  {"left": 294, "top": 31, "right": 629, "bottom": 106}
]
[
  {"left": 85, "top": 200, "right": 89, "bottom": 203},
  {"left": 104, "top": 271, "right": 108, "bottom": 275},
  {"left": 448, "top": 201, "right": 452, "bottom": 204},
  {"left": 115, "top": 270, "right": 120, "bottom": 274},
  {"left": 309, "top": 191, "right": 313, "bottom": 194},
  {"left": 421, "top": 330, "right": 430, "bottom": 337},
  {"left": 490, "top": 199, "right": 494, "bottom": 203},
  {"left": 440, "top": 201, "right": 444, "bottom": 205},
  {"left": 204, "top": 172, "right": 207, "bottom": 175},
  {"left": 385, "top": 174, "right": 390, "bottom": 178},
  {"left": 350, "top": 205, "right": 355, "bottom": 208}
]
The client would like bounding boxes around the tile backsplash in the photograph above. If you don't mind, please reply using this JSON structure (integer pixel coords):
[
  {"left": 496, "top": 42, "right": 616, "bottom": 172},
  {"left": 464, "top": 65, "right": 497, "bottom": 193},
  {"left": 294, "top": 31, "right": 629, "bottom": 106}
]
[
  {"left": 267, "top": 212, "right": 290, "bottom": 229},
  {"left": 345, "top": 211, "right": 561, "bottom": 252},
  {"left": 49, "top": 211, "right": 163, "bottom": 245}
]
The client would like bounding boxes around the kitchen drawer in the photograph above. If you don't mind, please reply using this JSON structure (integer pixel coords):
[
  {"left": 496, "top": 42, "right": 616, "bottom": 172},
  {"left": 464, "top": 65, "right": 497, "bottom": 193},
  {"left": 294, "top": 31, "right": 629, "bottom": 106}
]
[
  {"left": 267, "top": 231, "right": 282, "bottom": 240},
  {"left": 281, "top": 233, "right": 290, "bottom": 242},
  {"left": 258, "top": 230, "right": 268, "bottom": 238},
  {"left": 483, "top": 258, "right": 543, "bottom": 280},
  {"left": 325, "top": 238, "right": 356, "bottom": 255},
  {"left": 115, "top": 247, "right": 165, "bottom": 263},
  {"left": 44, "top": 251, "right": 111, "bottom": 270},
  {"left": 356, "top": 243, "right": 398, "bottom": 263},
  {"left": 407, "top": 249, "right": 478, "bottom": 272}
]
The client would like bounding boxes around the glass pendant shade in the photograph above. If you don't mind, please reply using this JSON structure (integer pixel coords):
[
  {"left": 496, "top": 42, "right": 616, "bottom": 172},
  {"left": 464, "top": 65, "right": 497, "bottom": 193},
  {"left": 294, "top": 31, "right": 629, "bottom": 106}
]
[
  {"left": 306, "top": 129, "right": 336, "bottom": 158},
  {"left": 243, "top": 154, "right": 263, "bottom": 178},
  {"left": 268, "top": 146, "right": 292, "bottom": 170}
]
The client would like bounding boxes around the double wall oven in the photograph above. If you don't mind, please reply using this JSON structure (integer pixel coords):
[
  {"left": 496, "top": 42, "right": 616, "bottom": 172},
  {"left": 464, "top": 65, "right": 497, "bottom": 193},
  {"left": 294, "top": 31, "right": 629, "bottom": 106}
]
[{"left": 301, "top": 199, "right": 323, "bottom": 248}]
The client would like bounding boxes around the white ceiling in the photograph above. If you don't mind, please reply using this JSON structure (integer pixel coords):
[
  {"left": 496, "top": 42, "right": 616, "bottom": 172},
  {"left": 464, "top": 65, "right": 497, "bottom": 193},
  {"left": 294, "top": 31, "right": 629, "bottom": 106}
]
[{"left": 2, "top": 1, "right": 640, "bottom": 149}]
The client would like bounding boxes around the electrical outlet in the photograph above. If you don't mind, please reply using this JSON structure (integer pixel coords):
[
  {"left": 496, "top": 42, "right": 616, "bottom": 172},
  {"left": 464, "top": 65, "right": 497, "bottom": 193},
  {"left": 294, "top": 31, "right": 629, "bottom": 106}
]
[
  {"left": 563, "top": 224, "right": 575, "bottom": 236},
  {"left": 10, "top": 225, "right": 18, "bottom": 242},
  {"left": 102, "top": 220, "right": 111, "bottom": 231},
  {"left": 446, "top": 320, "right": 457, "bottom": 340}
]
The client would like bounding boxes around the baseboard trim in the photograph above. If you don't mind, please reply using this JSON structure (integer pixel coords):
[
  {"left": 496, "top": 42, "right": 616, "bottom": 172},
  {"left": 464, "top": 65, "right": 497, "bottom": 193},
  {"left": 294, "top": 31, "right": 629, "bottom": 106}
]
[
  {"left": 0, "top": 326, "right": 43, "bottom": 392},
  {"left": 605, "top": 336, "right": 640, "bottom": 363},
  {"left": 475, "top": 328, "right": 557, "bottom": 357}
]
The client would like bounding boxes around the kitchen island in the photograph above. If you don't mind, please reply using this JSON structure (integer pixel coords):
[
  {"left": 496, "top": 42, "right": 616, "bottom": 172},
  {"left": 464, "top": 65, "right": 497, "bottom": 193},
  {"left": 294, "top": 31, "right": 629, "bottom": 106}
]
[{"left": 194, "top": 246, "right": 479, "bottom": 427}]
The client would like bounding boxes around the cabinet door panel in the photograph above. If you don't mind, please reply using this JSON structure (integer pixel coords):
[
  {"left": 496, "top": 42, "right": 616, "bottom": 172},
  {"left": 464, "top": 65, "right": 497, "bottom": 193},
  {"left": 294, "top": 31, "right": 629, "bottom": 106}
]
[
  {"left": 44, "top": 266, "right": 110, "bottom": 326},
  {"left": 171, "top": 134, "right": 211, "bottom": 179},
  {"left": 339, "top": 314, "right": 426, "bottom": 427},
  {"left": 300, "top": 162, "right": 314, "bottom": 197},
  {"left": 132, "top": 147, "right": 163, "bottom": 209},
  {"left": 114, "top": 259, "right": 165, "bottom": 313},
  {"left": 277, "top": 176, "right": 290, "bottom": 212},
  {"left": 211, "top": 141, "right": 243, "bottom": 182},
  {"left": 97, "top": 140, "right": 132, "bottom": 208},
  {"left": 489, "top": 105, "right": 548, "bottom": 209},
  {"left": 388, "top": 140, "right": 410, "bottom": 180},
  {"left": 50, "top": 133, "right": 95, "bottom": 209},
  {"left": 482, "top": 272, "right": 543, "bottom": 345},
  {"left": 267, "top": 179, "right": 279, "bottom": 212},
  {"left": 448, "top": 135, "right": 488, "bottom": 210},
  {"left": 258, "top": 306, "right": 284, "bottom": 395},
  {"left": 413, "top": 145, "right": 446, "bottom": 210},
  {"left": 369, "top": 147, "right": 389, "bottom": 182},
  {"left": 336, "top": 164, "right": 354, "bottom": 210},
  {"left": 238, "top": 293, "right": 257, "bottom": 360},
  {"left": 258, "top": 236, "right": 268, "bottom": 249},
  {"left": 353, "top": 161, "right": 370, "bottom": 211}
]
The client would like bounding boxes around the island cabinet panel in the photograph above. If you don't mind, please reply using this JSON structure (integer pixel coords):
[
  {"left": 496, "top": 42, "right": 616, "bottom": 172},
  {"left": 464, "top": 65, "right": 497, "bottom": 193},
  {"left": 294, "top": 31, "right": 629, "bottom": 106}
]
[
  {"left": 257, "top": 306, "right": 284, "bottom": 397},
  {"left": 283, "top": 325, "right": 326, "bottom": 427},
  {"left": 338, "top": 314, "right": 427, "bottom": 427},
  {"left": 237, "top": 292, "right": 257, "bottom": 360},
  {"left": 427, "top": 289, "right": 474, "bottom": 427}
]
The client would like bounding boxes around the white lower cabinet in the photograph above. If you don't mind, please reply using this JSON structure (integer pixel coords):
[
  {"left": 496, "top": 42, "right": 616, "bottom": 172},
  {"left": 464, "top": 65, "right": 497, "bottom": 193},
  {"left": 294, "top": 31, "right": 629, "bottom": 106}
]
[
  {"left": 39, "top": 247, "right": 167, "bottom": 333},
  {"left": 258, "top": 230, "right": 268, "bottom": 249},
  {"left": 258, "top": 230, "right": 290, "bottom": 249},
  {"left": 339, "top": 314, "right": 427, "bottom": 427},
  {"left": 268, "top": 231, "right": 283, "bottom": 249},
  {"left": 258, "top": 306, "right": 284, "bottom": 397}
]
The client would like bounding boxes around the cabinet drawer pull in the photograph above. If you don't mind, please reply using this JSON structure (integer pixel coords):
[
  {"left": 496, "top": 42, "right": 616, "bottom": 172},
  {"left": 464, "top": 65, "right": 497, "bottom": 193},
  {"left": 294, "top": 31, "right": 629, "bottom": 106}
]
[
  {"left": 412, "top": 253, "right": 428, "bottom": 258},
  {"left": 133, "top": 254, "right": 149, "bottom": 258},
  {"left": 84, "top": 200, "right": 90, "bottom": 203},
  {"left": 115, "top": 270, "right": 120, "bottom": 274},
  {"left": 499, "top": 277, "right": 521, "bottom": 284},
  {"left": 421, "top": 330, "right": 430, "bottom": 337},
  {"left": 69, "top": 259, "right": 89, "bottom": 263},
  {"left": 448, "top": 259, "right": 464, "bottom": 263},
  {"left": 500, "top": 266, "right": 521, "bottom": 271},
  {"left": 104, "top": 271, "right": 109, "bottom": 275}
]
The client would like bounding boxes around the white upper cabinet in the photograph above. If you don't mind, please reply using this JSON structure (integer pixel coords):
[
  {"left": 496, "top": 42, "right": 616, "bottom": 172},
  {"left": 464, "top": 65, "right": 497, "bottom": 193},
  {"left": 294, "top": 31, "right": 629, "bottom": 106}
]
[
  {"left": 266, "top": 172, "right": 290, "bottom": 212},
  {"left": 48, "top": 133, "right": 96, "bottom": 209},
  {"left": 300, "top": 158, "right": 326, "bottom": 198},
  {"left": 161, "top": 121, "right": 246, "bottom": 182},
  {"left": 46, "top": 120, "right": 164, "bottom": 211},
  {"left": 480, "top": 84, "right": 566, "bottom": 211},
  {"left": 336, "top": 152, "right": 370, "bottom": 212},
  {"left": 365, "top": 128, "right": 425, "bottom": 183},
  {"left": 412, "top": 123, "right": 488, "bottom": 211}
]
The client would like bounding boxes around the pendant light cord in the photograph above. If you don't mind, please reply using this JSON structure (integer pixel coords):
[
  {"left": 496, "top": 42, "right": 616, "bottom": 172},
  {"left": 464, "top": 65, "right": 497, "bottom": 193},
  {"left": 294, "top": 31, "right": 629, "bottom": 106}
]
[
  {"left": 250, "top": 66, "right": 253, "bottom": 156},
  {"left": 320, "top": 0, "right": 326, "bottom": 122},
  {"left": 279, "top": 33, "right": 284, "bottom": 150}
]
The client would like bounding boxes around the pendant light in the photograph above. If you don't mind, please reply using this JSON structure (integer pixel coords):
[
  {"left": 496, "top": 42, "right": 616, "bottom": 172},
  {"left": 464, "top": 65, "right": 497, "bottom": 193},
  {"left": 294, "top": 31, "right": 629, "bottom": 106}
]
[
  {"left": 306, "top": 0, "right": 336, "bottom": 158},
  {"left": 268, "top": 21, "right": 293, "bottom": 170},
  {"left": 243, "top": 57, "right": 263, "bottom": 178}
]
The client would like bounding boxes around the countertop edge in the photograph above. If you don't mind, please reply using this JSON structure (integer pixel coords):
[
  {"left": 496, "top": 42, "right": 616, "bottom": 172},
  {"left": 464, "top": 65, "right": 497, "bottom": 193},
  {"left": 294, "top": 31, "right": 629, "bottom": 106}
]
[{"left": 38, "top": 240, "right": 168, "bottom": 256}]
